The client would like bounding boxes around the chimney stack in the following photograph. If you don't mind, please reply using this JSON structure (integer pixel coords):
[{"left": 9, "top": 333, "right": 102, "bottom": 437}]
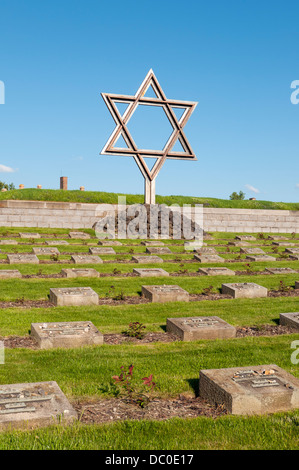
[{"left": 60, "top": 177, "right": 68, "bottom": 190}]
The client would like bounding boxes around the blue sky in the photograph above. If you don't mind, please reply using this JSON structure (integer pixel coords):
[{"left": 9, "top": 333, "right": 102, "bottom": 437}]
[{"left": 0, "top": 0, "right": 298, "bottom": 202}]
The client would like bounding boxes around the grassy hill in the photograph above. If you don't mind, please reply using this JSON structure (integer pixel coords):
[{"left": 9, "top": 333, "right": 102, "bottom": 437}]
[{"left": 0, "top": 188, "right": 298, "bottom": 210}]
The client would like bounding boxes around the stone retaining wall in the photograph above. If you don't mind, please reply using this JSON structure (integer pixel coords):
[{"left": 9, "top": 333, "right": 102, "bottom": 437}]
[{"left": 0, "top": 200, "right": 298, "bottom": 233}]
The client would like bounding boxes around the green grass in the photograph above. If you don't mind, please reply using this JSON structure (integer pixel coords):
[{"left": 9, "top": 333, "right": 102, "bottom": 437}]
[{"left": 0, "top": 188, "right": 298, "bottom": 210}]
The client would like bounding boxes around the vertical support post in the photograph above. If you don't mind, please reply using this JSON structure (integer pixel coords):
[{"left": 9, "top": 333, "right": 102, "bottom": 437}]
[{"left": 144, "top": 177, "right": 156, "bottom": 205}]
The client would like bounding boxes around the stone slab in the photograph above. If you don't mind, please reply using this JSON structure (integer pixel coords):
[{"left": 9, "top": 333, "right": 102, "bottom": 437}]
[
  {"left": 0, "top": 240, "right": 19, "bottom": 245},
  {"left": 272, "top": 242, "right": 296, "bottom": 246},
  {"left": 290, "top": 255, "right": 299, "bottom": 260},
  {"left": 133, "top": 268, "right": 169, "bottom": 277},
  {"left": 295, "top": 281, "right": 299, "bottom": 289},
  {"left": 198, "top": 267, "right": 235, "bottom": 276},
  {"left": 132, "top": 256, "right": 163, "bottom": 264},
  {"left": 89, "top": 247, "right": 116, "bottom": 255},
  {"left": 71, "top": 255, "right": 103, "bottom": 264},
  {"left": 245, "top": 255, "right": 276, "bottom": 262},
  {"left": 235, "top": 235, "right": 256, "bottom": 241},
  {"left": 98, "top": 240, "right": 123, "bottom": 246},
  {"left": 61, "top": 268, "right": 100, "bottom": 278},
  {"left": 45, "top": 240, "right": 69, "bottom": 246},
  {"left": 285, "top": 247, "right": 299, "bottom": 254},
  {"left": 228, "top": 241, "right": 250, "bottom": 247},
  {"left": 166, "top": 316, "right": 236, "bottom": 341},
  {"left": 266, "top": 267, "right": 296, "bottom": 275},
  {"left": 32, "top": 247, "right": 60, "bottom": 255},
  {"left": 199, "top": 364, "right": 299, "bottom": 415},
  {"left": 194, "top": 254, "right": 225, "bottom": 263},
  {"left": 141, "top": 241, "right": 165, "bottom": 246},
  {"left": 19, "top": 233, "right": 41, "bottom": 239},
  {"left": 7, "top": 254, "right": 39, "bottom": 264},
  {"left": 49, "top": 287, "right": 99, "bottom": 306},
  {"left": 0, "top": 269, "right": 22, "bottom": 279},
  {"left": 280, "top": 312, "right": 299, "bottom": 330},
  {"left": 30, "top": 321, "right": 103, "bottom": 349},
  {"left": 0, "top": 381, "right": 77, "bottom": 430},
  {"left": 69, "top": 232, "right": 90, "bottom": 239},
  {"left": 142, "top": 285, "right": 189, "bottom": 303},
  {"left": 145, "top": 247, "right": 172, "bottom": 254},
  {"left": 222, "top": 282, "right": 268, "bottom": 298},
  {"left": 240, "top": 247, "right": 265, "bottom": 255},
  {"left": 194, "top": 247, "right": 217, "bottom": 254}
]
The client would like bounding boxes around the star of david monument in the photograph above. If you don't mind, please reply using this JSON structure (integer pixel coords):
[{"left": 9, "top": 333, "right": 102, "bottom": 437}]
[{"left": 101, "top": 69, "right": 198, "bottom": 204}]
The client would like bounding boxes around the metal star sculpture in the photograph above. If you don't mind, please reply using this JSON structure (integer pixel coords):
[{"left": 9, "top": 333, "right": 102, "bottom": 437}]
[{"left": 101, "top": 69, "right": 198, "bottom": 203}]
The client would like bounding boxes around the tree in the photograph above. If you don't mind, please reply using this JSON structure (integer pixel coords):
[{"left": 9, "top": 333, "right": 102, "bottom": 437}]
[
  {"left": 229, "top": 191, "right": 245, "bottom": 200},
  {"left": 0, "top": 181, "right": 15, "bottom": 191}
]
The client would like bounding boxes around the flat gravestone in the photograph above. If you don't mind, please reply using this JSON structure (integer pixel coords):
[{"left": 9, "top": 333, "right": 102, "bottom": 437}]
[
  {"left": 246, "top": 255, "right": 276, "bottom": 262},
  {"left": 228, "top": 241, "right": 250, "bottom": 247},
  {"left": 199, "top": 365, "right": 299, "bottom": 415},
  {"left": 222, "top": 282, "right": 268, "bottom": 298},
  {"left": 19, "top": 233, "right": 41, "bottom": 239},
  {"left": 32, "top": 247, "right": 60, "bottom": 255},
  {"left": 0, "top": 269, "right": 22, "bottom": 279},
  {"left": 141, "top": 241, "right": 164, "bottom": 246},
  {"left": 98, "top": 240, "right": 122, "bottom": 246},
  {"left": 0, "top": 240, "right": 18, "bottom": 245},
  {"left": 132, "top": 255, "right": 163, "bottom": 264},
  {"left": 235, "top": 235, "right": 256, "bottom": 241},
  {"left": 71, "top": 255, "right": 103, "bottom": 264},
  {"left": 89, "top": 247, "right": 116, "bottom": 255},
  {"left": 31, "top": 321, "right": 103, "bottom": 349},
  {"left": 61, "top": 268, "right": 100, "bottom": 278},
  {"left": 166, "top": 316, "right": 236, "bottom": 341},
  {"left": 280, "top": 312, "right": 299, "bottom": 330},
  {"left": 194, "top": 254, "right": 225, "bottom": 263},
  {"left": 285, "top": 247, "right": 299, "bottom": 254},
  {"left": 295, "top": 281, "right": 299, "bottom": 289},
  {"left": 240, "top": 247, "right": 265, "bottom": 255},
  {"left": 194, "top": 247, "right": 216, "bottom": 254},
  {"left": 45, "top": 240, "right": 69, "bottom": 246},
  {"left": 290, "top": 254, "right": 299, "bottom": 260},
  {"left": 268, "top": 235, "right": 287, "bottom": 240},
  {"left": 266, "top": 267, "right": 296, "bottom": 275},
  {"left": 133, "top": 268, "right": 169, "bottom": 277},
  {"left": 0, "top": 381, "right": 77, "bottom": 430},
  {"left": 7, "top": 254, "right": 39, "bottom": 264},
  {"left": 49, "top": 287, "right": 99, "bottom": 306},
  {"left": 142, "top": 285, "right": 189, "bottom": 303},
  {"left": 272, "top": 242, "right": 295, "bottom": 246},
  {"left": 145, "top": 247, "right": 172, "bottom": 254},
  {"left": 198, "top": 267, "right": 235, "bottom": 276},
  {"left": 69, "top": 232, "right": 90, "bottom": 239}
]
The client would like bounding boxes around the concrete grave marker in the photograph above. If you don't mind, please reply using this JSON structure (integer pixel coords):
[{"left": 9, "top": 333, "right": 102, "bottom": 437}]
[
  {"left": 272, "top": 242, "right": 295, "bottom": 247},
  {"left": 194, "top": 247, "right": 216, "bottom": 254},
  {"left": 0, "top": 270, "right": 22, "bottom": 279},
  {"left": 228, "top": 241, "right": 250, "bottom": 247},
  {"left": 194, "top": 254, "right": 225, "bottom": 263},
  {"left": 7, "top": 254, "right": 39, "bottom": 264},
  {"left": 265, "top": 267, "right": 296, "bottom": 275},
  {"left": 49, "top": 287, "right": 99, "bottom": 306},
  {"left": 132, "top": 255, "right": 163, "bottom": 264},
  {"left": 61, "top": 268, "right": 100, "bottom": 278},
  {"left": 19, "top": 233, "right": 41, "bottom": 239},
  {"left": 133, "top": 268, "right": 169, "bottom": 277},
  {"left": 235, "top": 235, "right": 256, "bottom": 241},
  {"left": 142, "top": 285, "right": 189, "bottom": 302},
  {"left": 145, "top": 247, "right": 172, "bottom": 254},
  {"left": 280, "top": 312, "right": 299, "bottom": 330},
  {"left": 268, "top": 235, "right": 288, "bottom": 240},
  {"left": 32, "top": 247, "right": 60, "bottom": 255},
  {"left": 240, "top": 247, "right": 265, "bottom": 255},
  {"left": 69, "top": 232, "right": 90, "bottom": 239},
  {"left": 222, "top": 282, "right": 268, "bottom": 298},
  {"left": 290, "top": 254, "right": 299, "bottom": 260},
  {"left": 198, "top": 267, "right": 235, "bottom": 276},
  {"left": 98, "top": 240, "right": 122, "bottom": 246},
  {"left": 31, "top": 321, "right": 103, "bottom": 349},
  {"left": 0, "top": 240, "right": 18, "bottom": 245},
  {"left": 285, "top": 247, "right": 299, "bottom": 254},
  {"left": 166, "top": 316, "right": 236, "bottom": 341},
  {"left": 245, "top": 255, "right": 276, "bottom": 262},
  {"left": 199, "top": 365, "right": 299, "bottom": 415},
  {"left": 0, "top": 381, "right": 77, "bottom": 430},
  {"left": 45, "top": 240, "right": 69, "bottom": 246},
  {"left": 89, "top": 247, "right": 116, "bottom": 255},
  {"left": 71, "top": 255, "right": 103, "bottom": 264},
  {"left": 141, "top": 241, "right": 164, "bottom": 246},
  {"left": 295, "top": 281, "right": 299, "bottom": 289}
]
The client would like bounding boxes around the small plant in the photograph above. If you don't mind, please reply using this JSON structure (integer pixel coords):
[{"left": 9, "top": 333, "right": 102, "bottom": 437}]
[
  {"left": 50, "top": 254, "right": 59, "bottom": 262},
  {"left": 105, "top": 285, "right": 115, "bottom": 297},
  {"left": 257, "top": 233, "right": 265, "bottom": 239},
  {"left": 112, "top": 268, "right": 121, "bottom": 275},
  {"left": 112, "top": 364, "right": 156, "bottom": 408},
  {"left": 113, "top": 290, "right": 126, "bottom": 301},
  {"left": 278, "top": 280, "right": 291, "bottom": 292},
  {"left": 202, "top": 285, "right": 214, "bottom": 295},
  {"left": 244, "top": 263, "right": 254, "bottom": 274},
  {"left": 123, "top": 322, "right": 146, "bottom": 339}
]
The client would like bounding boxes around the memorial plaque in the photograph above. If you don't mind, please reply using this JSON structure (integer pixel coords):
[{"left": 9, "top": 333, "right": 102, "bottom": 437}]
[
  {"left": 49, "top": 287, "right": 99, "bottom": 306},
  {"left": 166, "top": 316, "right": 236, "bottom": 341},
  {"left": 132, "top": 255, "right": 163, "bottom": 264},
  {"left": 89, "top": 247, "right": 116, "bottom": 255},
  {"left": 7, "top": 254, "right": 39, "bottom": 264},
  {"left": 199, "top": 365, "right": 299, "bottom": 415},
  {"left": 141, "top": 241, "right": 164, "bottom": 246},
  {"left": 0, "top": 381, "right": 77, "bottom": 430},
  {"left": 133, "top": 268, "right": 169, "bottom": 277},
  {"left": 0, "top": 269, "right": 22, "bottom": 279},
  {"left": 19, "top": 233, "right": 41, "bottom": 239},
  {"left": 30, "top": 321, "right": 103, "bottom": 349},
  {"left": 228, "top": 241, "right": 250, "bottom": 247},
  {"left": 265, "top": 267, "right": 296, "bottom": 275},
  {"left": 98, "top": 240, "right": 122, "bottom": 246},
  {"left": 45, "top": 240, "right": 69, "bottom": 246},
  {"left": 0, "top": 240, "right": 18, "bottom": 245},
  {"left": 272, "top": 242, "right": 295, "bottom": 247},
  {"left": 222, "top": 282, "right": 268, "bottom": 298},
  {"left": 280, "top": 312, "right": 299, "bottom": 330},
  {"left": 194, "top": 247, "right": 216, "bottom": 254},
  {"left": 194, "top": 254, "right": 225, "bottom": 263},
  {"left": 142, "top": 285, "right": 189, "bottom": 302},
  {"left": 235, "top": 235, "right": 256, "bottom": 241},
  {"left": 285, "top": 247, "right": 299, "bottom": 254},
  {"left": 240, "top": 247, "right": 265, "bottom": 255},
  {"left": 145, "top": 247, "right": 172, "bottom": 254},
  {"left": 32, "top": 247, "right": 60, "bottom": 255},
  {"left": 61, "top": 268, "right": 100, "bottom": 278},
  {"left": 71, "top": 255, "right": 103, "bottom": 264},
  {"left": 268, "top": 235, "right": 287, "bottom": 240},
  {"left": 69, "top": 232, "right": 90, "bottom": 239},
  {"left": 245, "top": 255, "right": 276, "bottom": 262},
  {"left": 198, "top": 267, "right": 235, "bottom": 276}
]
